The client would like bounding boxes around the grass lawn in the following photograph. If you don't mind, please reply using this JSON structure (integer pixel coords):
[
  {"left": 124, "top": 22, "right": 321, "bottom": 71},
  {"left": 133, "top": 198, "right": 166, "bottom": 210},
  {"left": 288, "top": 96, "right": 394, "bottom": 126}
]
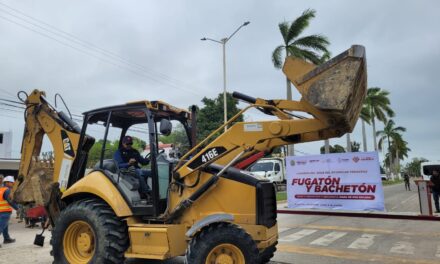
[
  {"left": 276, "top": 191, "right": 287, "bottom": 201},
  {"left": 382, "top": 179, "right": 404, "bottom": 186}
]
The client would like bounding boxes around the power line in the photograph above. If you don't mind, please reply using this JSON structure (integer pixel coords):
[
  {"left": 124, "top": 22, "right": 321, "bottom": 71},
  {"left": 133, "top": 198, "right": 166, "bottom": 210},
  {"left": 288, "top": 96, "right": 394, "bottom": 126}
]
[
  {"left": 0, "top": 88, "right": 17, "bottom": 99},
  {"left": 0, "top": 14, "right": 200, "bottom": 96},
  {"left": 0, "top": 4, "right": 202, "bottom": 96},
  {"left": 0, "top": 2, "right": 193, "bottom": 89}
]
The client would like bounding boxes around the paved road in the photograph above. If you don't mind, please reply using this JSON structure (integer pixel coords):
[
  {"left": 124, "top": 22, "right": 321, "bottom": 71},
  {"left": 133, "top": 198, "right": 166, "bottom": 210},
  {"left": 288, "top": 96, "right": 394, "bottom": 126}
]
[
  {"left": 383, "top": 181, "right": 419, "bottom": 213},
  {"left": 273, "top": 213, "right": 440, "bottom": 264},
  {"left": 2, "top": 182, "right": 439, "bottom": 264},
  {"left": 272, "top": 182, "right": 440, "bottom": 264}
]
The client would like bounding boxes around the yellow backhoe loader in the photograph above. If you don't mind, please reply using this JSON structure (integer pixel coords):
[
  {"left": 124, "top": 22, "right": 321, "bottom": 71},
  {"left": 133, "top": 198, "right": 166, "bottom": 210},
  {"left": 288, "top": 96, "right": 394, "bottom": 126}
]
[{"left": 12, "top": 45, "right": 366, "bottom": 264}]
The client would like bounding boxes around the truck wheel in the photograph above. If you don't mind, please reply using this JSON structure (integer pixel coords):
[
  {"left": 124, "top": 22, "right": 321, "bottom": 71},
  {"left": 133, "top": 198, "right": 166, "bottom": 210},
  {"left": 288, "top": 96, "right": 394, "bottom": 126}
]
[
  {"left": 185, "top": 222, "right": 259, "bottom": 264},
  {"left": 50, "top": 198, "right": 128, "bottom": 264},
  {"left": 257, "top": 241, "right": 278, "bottom": 263}
]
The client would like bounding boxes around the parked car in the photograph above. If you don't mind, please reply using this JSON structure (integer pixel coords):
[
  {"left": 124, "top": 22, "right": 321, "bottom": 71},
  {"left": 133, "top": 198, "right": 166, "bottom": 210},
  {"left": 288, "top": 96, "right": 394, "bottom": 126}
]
[
  {"left": 421, "top": 161, "right": 440, "bottom": 180},
  {"left": 247, "top": 158, "right": 286, "bottom": 183}
]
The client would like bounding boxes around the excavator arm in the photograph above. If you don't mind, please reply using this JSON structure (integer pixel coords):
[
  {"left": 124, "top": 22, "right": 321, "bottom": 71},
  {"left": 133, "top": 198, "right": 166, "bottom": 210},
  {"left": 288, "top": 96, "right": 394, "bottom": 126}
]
[
  {"left": 11, "top": 90, "right": 82, "bottom": 223},
  {"left": 175, "top": 45, "right": 366, "bottom": 179},
  {"left": 164, "top": 45, "right": 366, "bottom": 221}
]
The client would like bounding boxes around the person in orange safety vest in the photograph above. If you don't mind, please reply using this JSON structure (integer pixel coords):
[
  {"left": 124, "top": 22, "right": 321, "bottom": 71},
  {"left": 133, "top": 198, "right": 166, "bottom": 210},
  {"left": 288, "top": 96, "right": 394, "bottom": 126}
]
[{"left": 0, "top": 176, "right": 18, "bottom": 247}]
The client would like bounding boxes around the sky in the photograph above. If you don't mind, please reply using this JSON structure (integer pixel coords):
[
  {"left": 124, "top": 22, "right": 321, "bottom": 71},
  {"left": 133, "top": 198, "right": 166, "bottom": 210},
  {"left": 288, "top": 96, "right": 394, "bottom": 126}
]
[{"left": 0, "top": 0, "right": 439, "bottom": 165}]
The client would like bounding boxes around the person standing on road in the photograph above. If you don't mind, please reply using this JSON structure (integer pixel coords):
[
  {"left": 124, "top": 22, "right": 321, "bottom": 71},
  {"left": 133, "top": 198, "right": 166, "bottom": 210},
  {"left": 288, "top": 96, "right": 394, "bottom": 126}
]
[
  {"left": 0, "top": 176, "right": 18, "bottom": 247},
  {"left": 430, "top": 170, "right": 440, "bottom": 213},
  {"left": 404, "top": 173, "right": 411, "bottom": 191}
]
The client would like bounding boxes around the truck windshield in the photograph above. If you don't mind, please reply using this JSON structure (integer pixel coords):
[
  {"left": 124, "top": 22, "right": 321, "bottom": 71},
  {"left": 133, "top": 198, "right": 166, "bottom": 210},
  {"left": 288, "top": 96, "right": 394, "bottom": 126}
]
[
  {"left": 422, "top": 164, "right": 440, "bottom": 180},
  {"left": 249, "top": 162, "right": 274, "bottom": 172}
]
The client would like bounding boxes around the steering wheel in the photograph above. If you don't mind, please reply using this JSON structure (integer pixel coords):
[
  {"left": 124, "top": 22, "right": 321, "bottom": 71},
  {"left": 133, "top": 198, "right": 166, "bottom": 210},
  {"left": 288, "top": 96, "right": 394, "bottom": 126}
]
[{"left": 144, "top": 149, "right": 165, "bottom": 160}]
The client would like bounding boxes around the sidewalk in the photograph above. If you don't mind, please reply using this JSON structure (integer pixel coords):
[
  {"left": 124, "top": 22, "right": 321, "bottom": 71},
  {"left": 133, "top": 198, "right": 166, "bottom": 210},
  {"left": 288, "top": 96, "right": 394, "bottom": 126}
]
[{"left": 0, "top": 217, "right": 52, "bottom": 264}]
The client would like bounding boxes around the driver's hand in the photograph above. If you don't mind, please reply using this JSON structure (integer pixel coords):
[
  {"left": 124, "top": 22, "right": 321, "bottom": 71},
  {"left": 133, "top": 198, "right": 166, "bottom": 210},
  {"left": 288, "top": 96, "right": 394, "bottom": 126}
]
[{"left": 129, "top": 158, "right": 136, "bottom": 164}]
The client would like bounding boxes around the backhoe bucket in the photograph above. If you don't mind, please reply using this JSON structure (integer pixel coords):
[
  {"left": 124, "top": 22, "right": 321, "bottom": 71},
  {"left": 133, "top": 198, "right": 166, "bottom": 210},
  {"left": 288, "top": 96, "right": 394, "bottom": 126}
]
[{"left": 283, "top": 45, "right": 367, "bottom": 132}]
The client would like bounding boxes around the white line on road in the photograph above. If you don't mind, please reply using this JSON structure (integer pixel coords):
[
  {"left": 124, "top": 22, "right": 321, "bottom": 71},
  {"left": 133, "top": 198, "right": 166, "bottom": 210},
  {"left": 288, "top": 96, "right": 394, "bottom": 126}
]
[
  {"left": 278, "top": 227, "right": 290, "bottom": 233},
  {"left": 390, "top": 241, "right": 415, "bottom": 255},
  {"left": 279, "top": 229, "right": 317, "bottom": 242},
  {"left": 436, "top": 245, "right": 440, "bottom": 258},
  {"left": 348, "top": 234, "right": 378, "bottom": 250},
  {"left": 391, "top": 194, "right": 417, "bottom": 211},
  {"left": 310, "top": 231, "right": 347, "bottom": 246},
  {"left": 401, "top": 194, "right": 417, "bottom": 205}
]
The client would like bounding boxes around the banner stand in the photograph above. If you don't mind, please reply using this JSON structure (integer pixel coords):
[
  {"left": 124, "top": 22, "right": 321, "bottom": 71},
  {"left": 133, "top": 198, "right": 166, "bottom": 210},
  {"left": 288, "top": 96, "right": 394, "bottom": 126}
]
[{"left": 415, "top": 180, "right": 432, "bottom": 216}]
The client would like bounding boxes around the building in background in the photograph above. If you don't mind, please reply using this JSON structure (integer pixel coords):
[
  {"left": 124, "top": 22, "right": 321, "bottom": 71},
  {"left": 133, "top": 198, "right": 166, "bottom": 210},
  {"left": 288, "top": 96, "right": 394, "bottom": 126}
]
[
  {"left": 0, "top": 131, "right": 12, "bottom": 159},
  {"left": 0, "top": 131, "right": 19, "bottom": 177}
]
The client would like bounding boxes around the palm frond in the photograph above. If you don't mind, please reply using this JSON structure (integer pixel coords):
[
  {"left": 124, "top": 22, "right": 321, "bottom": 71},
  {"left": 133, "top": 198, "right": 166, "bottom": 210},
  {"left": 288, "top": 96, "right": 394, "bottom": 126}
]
[
  {"left": 318, "top": 50, "right": 331, "bottom": 64},
  {"left": 286, "top": 9, "right": 316, "bottom": 42},
  {"left": 272, "top": 45, "right": 285, "bottom": 69},
  {"left": 278, "top": 22, "right": 290, "bottom": 45},
  {"left": 292, "top": 48, "right": 321, "bottom": 64},
  {"left": 293, "top": 34, "right": 330, "bottom": 52},
  {"left": 360, "top": 105, "right": 371, "bottom": 124}
]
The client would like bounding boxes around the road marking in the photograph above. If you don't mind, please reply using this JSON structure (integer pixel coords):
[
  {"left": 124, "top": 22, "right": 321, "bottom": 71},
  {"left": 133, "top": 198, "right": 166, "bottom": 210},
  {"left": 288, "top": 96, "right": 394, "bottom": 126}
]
[
  {"left": 435, "top": 245, "right": 440, "bottom": 258},
  {"left": 283, "top": 224, "right": 440, "bottom": 238},
  {"left": 278, "top": 227, "right": 290, "bottom": 233},
  {"left": 390, "top": 194, "right": 418, "bottom": 210},
  {"left": 348, "top": 234, "right": 378, "bottom": 250},
  {"left": 310, "top": 231, "right": 347, "bottom": 246},
  {"left": 401, "top": 194, "right": 417, "bottom": 205},
  {"left": 390, "top": 241, "right": 415, "bottom": 255},
  {"left": 277, "top": 244, "right": 439, "bottom": 264},
  {"left": 279, "top": 229, "right": 317, "bottom": 242}
]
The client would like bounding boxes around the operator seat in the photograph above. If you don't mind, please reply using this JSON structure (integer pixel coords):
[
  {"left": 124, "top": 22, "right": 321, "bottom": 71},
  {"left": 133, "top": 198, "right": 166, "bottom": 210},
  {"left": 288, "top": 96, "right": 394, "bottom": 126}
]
[{"left": 93, "top": 159, "right": 119, "bottom": 174}]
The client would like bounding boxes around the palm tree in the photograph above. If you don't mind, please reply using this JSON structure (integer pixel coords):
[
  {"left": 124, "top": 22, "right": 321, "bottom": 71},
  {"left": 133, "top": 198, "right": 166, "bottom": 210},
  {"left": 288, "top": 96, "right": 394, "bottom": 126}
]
[
  {"left": 272, "top": 9, "right": 330, "bottom": 155},
  {"left": 364, "top": 87, "right": 395, "bottom": 151},
  {"left": 360, "top": 104, "right": 372, "bottom": 151},
  {"left": 389, "top": 134, "right": 411, "bottom": 176},
  {"left": 377, "top": 119, "right": 406, "bottom": 177},
  {"left": 346, "top": 101, "right": 371, "bottom": 153}
]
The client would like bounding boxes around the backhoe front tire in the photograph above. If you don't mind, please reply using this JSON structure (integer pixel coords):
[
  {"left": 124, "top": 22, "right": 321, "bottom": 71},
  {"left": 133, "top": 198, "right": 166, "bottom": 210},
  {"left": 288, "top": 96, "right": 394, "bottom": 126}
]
[
  {"left": 257, "top": 241, "right": 278, "bottom": 263},
  {"left": 50, "top": 198, "right": 128, "bottom": 264},
  {"left": 185, "top": 222, "right": 259, "bottom": 264}
]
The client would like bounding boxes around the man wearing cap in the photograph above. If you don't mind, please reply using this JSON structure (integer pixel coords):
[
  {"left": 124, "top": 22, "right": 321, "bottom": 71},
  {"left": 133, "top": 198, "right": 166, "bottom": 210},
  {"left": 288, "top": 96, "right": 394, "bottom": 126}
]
[
  {"left": 430, "top": 169, "right": 440, "bottom": 213},
  {"left": 114, "top": 136, "right": 151, "bottom": 198},
  {"left": 0, "top": 176, "right": 18, "bottom": 247}
]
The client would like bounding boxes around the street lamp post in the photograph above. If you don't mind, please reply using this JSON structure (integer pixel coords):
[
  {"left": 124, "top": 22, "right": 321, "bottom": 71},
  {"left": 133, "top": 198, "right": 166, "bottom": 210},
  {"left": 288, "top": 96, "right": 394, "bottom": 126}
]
[{"left": 201, "top": 21, "right": 250, "bottom": 132}]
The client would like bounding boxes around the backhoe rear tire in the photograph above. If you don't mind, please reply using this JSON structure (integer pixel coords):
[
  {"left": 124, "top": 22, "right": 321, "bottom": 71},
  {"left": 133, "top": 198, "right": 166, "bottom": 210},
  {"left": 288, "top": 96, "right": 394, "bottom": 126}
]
[
  {"left": 185, "top": 222, "right": 259, "bottom": 264},
  {"left": 50, "top": 198, "right": 128, "bottom": 264}
]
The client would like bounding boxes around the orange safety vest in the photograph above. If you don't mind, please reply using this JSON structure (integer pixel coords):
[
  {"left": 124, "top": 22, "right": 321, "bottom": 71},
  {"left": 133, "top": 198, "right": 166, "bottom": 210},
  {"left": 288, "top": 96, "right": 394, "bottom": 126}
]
[{"left": 0, "top": 187, "right": 13, "bottom": 213}]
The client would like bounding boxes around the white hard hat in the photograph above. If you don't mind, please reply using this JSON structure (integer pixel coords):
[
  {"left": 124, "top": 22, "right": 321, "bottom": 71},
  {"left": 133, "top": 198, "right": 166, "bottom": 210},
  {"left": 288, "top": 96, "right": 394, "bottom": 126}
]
[{"left": 3, "top": 176, "right": 15, "bottom": 183}]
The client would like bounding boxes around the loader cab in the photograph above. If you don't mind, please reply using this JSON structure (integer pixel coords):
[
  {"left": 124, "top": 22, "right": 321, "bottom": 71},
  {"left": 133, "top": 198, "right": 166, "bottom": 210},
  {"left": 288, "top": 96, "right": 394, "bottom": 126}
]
[{"left": 70, "top": 101, "right": 193, "bottom": 217}]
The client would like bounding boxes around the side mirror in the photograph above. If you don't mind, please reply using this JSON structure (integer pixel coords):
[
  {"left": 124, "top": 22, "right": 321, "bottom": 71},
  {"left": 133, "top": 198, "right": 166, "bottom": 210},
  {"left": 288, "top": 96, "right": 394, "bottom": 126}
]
[{"left": 160, "top": 119, "right": 172, "bottom": 136}]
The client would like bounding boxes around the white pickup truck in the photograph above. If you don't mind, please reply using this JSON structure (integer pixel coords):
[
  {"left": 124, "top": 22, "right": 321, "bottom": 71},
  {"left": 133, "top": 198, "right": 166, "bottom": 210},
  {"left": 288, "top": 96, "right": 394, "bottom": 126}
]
[
  {"left": 421, "top": 161, "right": 440, "bottom": 180},
  {"left": 247, "top": 157, "right": 286, "bottom": 184}
]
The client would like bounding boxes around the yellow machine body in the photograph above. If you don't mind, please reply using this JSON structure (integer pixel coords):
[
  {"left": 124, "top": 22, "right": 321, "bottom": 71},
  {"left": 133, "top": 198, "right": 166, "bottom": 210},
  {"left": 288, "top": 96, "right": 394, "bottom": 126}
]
[{"left": 12, "top": 45, "right": 367, "bottom": 262}]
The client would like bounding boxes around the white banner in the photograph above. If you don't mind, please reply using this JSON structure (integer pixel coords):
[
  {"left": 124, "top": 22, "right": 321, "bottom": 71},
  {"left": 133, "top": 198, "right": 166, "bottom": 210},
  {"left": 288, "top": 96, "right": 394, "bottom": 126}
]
[{"left": 287, "top": 152, "right": 384, "bottom": 211}]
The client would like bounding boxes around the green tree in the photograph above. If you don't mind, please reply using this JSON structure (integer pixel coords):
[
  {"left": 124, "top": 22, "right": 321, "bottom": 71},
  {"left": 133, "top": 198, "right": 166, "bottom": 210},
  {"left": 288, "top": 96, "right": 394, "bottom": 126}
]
[
  {"left": 197, "top": 92, "right": 243, "bottom": 142},
  {"left": 159, "top": 124, "right": 191, "bottom": 155},
  {"left": 86, "top": 137, "right": 146, "bottom": 167},
  {"left": 405, "top": 157, "right": 428, "bottom": 177},
  {"left": 364, "top": 87, "right": 395, "bottom": 151},
  {"left": 272, "top": 9, "right": 330, "bottom": 156},
  {"left": 351, "top": 141, "right": 361, "bottom": 152},
  {"left": 386, "top": 134, "right": 411, "bottom": 175},
  {"left": 377, "top": 119, "right": 406, "bottom": 176},
  {"left": 320, "top": 144, "right": 345, "bottom": 154}
]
